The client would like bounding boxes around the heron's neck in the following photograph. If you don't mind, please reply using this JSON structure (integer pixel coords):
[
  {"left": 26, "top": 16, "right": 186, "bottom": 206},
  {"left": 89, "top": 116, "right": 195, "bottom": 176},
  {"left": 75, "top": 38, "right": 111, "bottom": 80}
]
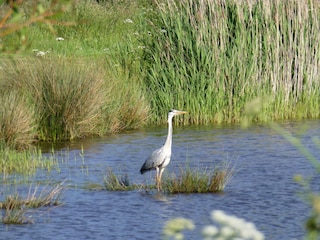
[{"left": 164, "top": 116, "right": 173, "bottom": 150}]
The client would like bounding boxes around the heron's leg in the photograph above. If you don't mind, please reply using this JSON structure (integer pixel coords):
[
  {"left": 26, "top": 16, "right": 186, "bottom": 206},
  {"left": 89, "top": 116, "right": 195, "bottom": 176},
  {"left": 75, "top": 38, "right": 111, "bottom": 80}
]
[
  {"left": 156, "top": 167, "right": 160, "bottom": 191},
  {"left": 159, "top": 168, "right": 165, "bottom": 191}
]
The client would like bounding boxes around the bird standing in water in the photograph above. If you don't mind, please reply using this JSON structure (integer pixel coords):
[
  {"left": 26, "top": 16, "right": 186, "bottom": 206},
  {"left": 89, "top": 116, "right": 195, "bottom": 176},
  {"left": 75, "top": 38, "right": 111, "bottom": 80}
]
[{"left": 140, "top": 109, "right": 187, "bottom": 191}]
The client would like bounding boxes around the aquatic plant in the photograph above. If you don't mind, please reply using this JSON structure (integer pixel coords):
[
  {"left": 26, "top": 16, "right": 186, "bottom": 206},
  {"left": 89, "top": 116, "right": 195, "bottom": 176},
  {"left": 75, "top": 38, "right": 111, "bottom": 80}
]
[
  {"left": 162, "top": 210, "right": 264, "bottom": 240},
  {"left": 0, "top": 183, "right": 66, "bottom": 224}
]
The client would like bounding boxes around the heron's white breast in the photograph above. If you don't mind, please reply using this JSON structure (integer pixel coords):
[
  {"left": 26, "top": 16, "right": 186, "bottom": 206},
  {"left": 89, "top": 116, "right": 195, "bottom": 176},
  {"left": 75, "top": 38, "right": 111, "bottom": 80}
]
[{"left": 161, "top": 153, "right": 171, "bottom": 168}]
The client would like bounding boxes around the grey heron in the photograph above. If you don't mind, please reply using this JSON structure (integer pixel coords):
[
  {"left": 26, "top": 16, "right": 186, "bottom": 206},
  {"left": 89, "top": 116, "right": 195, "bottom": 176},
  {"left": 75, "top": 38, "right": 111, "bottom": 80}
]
[{"left": 140, "top": 109, "right": 187, "bottom": 191}]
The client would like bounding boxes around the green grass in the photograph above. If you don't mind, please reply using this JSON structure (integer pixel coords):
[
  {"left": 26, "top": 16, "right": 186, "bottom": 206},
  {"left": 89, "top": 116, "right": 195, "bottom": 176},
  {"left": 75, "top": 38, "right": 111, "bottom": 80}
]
[{"left": 0, "top": 144, "right": 57, "bottom": 178}]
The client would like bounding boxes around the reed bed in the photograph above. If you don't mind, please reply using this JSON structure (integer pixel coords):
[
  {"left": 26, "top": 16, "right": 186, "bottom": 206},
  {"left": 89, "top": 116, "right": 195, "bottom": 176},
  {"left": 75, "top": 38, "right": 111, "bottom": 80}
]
[{"left": 140, "top": 0, "right": 320, "bottom": 124}]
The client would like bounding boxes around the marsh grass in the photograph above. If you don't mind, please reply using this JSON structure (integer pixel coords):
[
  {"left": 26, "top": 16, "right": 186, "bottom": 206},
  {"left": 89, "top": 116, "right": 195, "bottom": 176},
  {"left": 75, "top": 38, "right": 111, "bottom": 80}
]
[
  {"left": 0, "top": 57, "right": 149, "bottom": 142},
  {"left": 162, "top": 163, "right": 234, "bottom": 194},
  {"left": 141, "top": 0, "right": 320, "bottom": 124},
  {"left": 0, "top": 183, "right": 66, "bottom": 224}
]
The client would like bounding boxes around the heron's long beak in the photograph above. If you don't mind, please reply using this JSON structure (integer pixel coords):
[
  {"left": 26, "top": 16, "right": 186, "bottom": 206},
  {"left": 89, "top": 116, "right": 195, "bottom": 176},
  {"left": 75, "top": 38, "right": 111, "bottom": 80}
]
[{"left": 176, "top": 110, "right": 187, "bottom": 115}]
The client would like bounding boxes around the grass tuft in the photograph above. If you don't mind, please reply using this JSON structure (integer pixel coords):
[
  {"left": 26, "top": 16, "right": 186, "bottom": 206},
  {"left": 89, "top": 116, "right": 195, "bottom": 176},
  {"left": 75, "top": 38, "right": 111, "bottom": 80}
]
[
  {"left": 0, "top": 92, "right": 36, "bottom": 149},
  {"left": 104, "top": 163, "right": 234, "bottom": 194},
  {"left": 0, "top": 182, "right": 66, "bottom": 224},
  {"left": 104, "top": 168, "right": 134, "bottom": 191},
  {"left": 162, "top": 162, "right": 234, "bottom": 194}
]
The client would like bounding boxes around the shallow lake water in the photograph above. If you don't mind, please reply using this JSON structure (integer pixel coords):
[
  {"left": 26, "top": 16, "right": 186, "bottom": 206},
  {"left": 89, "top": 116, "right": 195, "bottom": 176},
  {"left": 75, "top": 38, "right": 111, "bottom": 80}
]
[{"left": 1, "top": 120, "right": 320, "bottom": 239}]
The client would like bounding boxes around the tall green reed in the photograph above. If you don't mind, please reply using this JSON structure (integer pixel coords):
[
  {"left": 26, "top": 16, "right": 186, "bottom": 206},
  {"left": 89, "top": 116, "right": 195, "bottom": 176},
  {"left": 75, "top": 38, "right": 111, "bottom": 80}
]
[{"left": 140, "top": 0, "right": 320, "bottom": 124}]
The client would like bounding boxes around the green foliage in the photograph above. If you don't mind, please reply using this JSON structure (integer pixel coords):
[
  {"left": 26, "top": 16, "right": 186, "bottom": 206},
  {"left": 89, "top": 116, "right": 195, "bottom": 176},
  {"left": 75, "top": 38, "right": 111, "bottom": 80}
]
[{"left": 0, "top": 0, "right": 74, "bottom": 52}]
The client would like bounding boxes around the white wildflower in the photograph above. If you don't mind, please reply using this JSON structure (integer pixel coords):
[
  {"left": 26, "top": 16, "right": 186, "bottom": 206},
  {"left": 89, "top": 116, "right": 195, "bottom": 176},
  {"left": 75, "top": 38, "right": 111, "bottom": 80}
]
[
  {"left": 36, "top": 50, "right": 50, "bottom": 57},
  {"left": 202, "top": 225, "right": 218, "bottom": 237},
  {"left": 211, "top": 210, "right": 227, "bottom": 224},
  {"left": 220, "top": 226, "right": 234, "bottom": 237},
  {"left": 163, "top": 217, "right": 195, "bottom": 237},
  {"left": 209, "top": 210, "right": 265, "bottom": 240},
  {"left": 124, "top": 18, "right": 133, "bottom": 24},
  {"left": 36, "top": 51, "right": 46, "bottom": 57},
  {"left": 160, "top": 29, "right": 167, "bottom": 33},
  {"left": 56, "top": 37, "right": 64, "bottom": 41}
]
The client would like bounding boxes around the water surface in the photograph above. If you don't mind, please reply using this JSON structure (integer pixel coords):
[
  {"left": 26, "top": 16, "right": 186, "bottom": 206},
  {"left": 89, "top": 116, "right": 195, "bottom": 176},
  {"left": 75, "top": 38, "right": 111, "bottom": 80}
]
[{"left": 1, "top": 121, "right": 320, "bottom": 239}]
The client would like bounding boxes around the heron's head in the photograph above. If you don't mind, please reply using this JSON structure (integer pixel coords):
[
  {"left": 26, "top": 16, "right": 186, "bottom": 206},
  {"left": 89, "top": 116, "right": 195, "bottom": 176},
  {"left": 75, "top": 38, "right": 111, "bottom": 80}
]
[{"left": 169, "top": 109, "right": 187, "bottom": 117}]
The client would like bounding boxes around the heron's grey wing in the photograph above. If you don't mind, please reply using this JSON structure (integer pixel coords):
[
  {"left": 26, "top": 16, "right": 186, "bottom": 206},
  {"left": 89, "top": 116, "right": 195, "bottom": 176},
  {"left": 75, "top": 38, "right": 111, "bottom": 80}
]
[{"left": 140, "top": 147, "right": 166, "bottom": 174}]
